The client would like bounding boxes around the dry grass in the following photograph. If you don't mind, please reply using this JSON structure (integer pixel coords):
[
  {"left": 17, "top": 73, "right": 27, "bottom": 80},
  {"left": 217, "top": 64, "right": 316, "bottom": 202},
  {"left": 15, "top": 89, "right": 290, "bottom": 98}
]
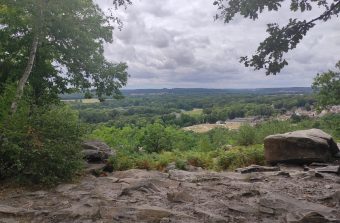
[
  {"left": 183, "top": 122, "right": 242, "bottom": 133},
  {"left": 81, "top": 99, "right": 100, "bottom": 104},
  {"left": 182, "top": 108, "right": 203, "bottom": 116}
]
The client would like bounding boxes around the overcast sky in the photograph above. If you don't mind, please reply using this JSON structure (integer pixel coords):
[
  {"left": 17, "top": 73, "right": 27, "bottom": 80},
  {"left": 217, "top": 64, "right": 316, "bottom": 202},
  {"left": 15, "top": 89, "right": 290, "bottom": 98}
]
[{"left": 98, "top": 0, "right": 339, "bottom": 89}]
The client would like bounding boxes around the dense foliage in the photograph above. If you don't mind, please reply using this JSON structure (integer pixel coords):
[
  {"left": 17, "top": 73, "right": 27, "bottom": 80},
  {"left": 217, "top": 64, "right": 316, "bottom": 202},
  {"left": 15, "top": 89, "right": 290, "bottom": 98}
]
[
  {"left": 0, "top": 0, "right": 130, "bottom": 185},
  {"left": 89, "top": 114, "right": 340, "bottom": 172},
  {"left": 0, "top": 0, "right": 129, "bottom": 112},
  {"left": 69, "top": 89, "right": 315, "bottom": 127},
  {"left": 313, "top": 61, "right": 340, "bottom": 109},
  {"left": 0, "top": 86, "right": 84, "bottom": 185}
]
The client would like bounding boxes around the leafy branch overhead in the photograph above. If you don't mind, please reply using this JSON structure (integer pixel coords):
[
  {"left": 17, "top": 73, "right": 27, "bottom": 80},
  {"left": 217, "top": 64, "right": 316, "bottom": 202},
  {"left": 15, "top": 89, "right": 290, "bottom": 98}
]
[{"left": 214, "top": 0, "right": 340, "bottom": 75}]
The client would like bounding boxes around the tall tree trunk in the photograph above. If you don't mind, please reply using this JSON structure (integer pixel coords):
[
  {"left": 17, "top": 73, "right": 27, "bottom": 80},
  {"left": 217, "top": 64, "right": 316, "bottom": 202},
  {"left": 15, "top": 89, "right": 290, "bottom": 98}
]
[{"left": 11, "top": 34, "right": 39, "bottom": 114}]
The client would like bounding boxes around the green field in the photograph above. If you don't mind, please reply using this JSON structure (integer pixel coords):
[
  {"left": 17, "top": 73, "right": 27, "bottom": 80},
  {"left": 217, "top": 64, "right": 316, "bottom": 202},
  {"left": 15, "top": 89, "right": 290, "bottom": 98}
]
[{"left": 183, "top": 108, "right": 203, "bottom": 116}]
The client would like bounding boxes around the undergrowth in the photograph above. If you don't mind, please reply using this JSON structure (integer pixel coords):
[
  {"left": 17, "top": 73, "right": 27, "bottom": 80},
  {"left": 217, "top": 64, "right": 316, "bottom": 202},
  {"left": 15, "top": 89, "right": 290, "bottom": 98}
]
[{"left": 90, "top": 114, "right": 340, "bottom": 172}]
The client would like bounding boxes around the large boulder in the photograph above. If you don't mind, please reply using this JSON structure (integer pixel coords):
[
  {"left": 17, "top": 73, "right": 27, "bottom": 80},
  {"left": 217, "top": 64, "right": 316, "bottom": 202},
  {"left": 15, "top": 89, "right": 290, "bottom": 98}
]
[
  {"left": 82, "top": 140, "right": 115, "bottom": 163},
  {"left": 264, "top": 129, "right": 340, "bottom": 165}
]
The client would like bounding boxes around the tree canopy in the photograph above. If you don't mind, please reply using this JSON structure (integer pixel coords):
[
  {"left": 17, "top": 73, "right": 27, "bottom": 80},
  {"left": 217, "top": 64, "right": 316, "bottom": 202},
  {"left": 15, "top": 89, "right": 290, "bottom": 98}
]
[
  {"left": 0, "top": 0, "right": 133, "bottom": 184},
  {"left": 0, "top": 0, "right": 131, "bottom": 110},
  {"left": 214, "top": 0, "right": 340, "bottom": 75},
  {"left": 312, "top": 61, "right": 340, "bottom": 109}
]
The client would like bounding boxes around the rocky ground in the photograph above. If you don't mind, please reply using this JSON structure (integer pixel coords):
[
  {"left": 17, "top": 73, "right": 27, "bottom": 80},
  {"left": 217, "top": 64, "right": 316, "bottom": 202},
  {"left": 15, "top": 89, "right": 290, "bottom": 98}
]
[{"left": 1, "top": 164, "right": 340, "bottom": 223}]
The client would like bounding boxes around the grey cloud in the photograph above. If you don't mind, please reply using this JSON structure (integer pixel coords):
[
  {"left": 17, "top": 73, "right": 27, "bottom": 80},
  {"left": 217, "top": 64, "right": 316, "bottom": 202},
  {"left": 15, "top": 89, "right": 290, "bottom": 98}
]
[
  {"left": 97, "top": 0, "right": 340, "bottom": 89},
  {"left": 140, "top": 1, "right": 173, "bottom": 18}
]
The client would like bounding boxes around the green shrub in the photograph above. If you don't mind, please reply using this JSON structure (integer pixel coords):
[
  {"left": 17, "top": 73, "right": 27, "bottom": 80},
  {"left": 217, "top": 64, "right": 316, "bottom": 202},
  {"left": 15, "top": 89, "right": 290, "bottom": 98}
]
[
  {"left": 216, "top": 150, "right": 240, "bottom": 170},
  {"left": 0, "top": 100, "right": 84, "bottom": 185},
  {"left": 135, "top": 159, "right": 152, "bottom": 170},
  {"left": 175, "top": 159, "right": 187, "bottom": 170},
  {"left": 216, "top": 146, "right": 264, "bottom": 170},
  {"left": 207, "top": 127, "right": 230, "bottom": 148},
  {"left": 155, "top": 152, "right": 176, "bottom": 170},
  {"left": 108, "top": 152, "right": 137, "bottom": 171},
  {"left": 196, "top": 136, "right": 214, "bottom": 151},
  {"left": 319, "top": 114, "right": 340, "bottom": 140},
  {"left": 236, "top": 124, "right": 256, "bottom": 146},
  {"left": 185, "top": 151, "right": 214, "bottom": 168},
  {"left": 139, "top": 123, "right": 172, "bottom": 153},
  {"left": 255, "top": 120, "right": 293, "bottom": 143}
]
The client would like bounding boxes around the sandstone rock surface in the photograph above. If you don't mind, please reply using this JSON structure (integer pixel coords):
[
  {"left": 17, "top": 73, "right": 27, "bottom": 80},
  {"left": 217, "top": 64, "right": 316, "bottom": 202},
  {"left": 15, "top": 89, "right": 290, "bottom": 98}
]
[
  {"left": 264, "top": 129, "right": 340, "bottom": 164},
  {"left": 1, "top": 165, "right": 340, "bottom": 222}
]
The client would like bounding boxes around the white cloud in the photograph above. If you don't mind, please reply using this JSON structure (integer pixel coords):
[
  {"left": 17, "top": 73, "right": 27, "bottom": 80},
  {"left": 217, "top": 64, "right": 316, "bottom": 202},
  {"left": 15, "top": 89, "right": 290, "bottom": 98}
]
[{"left": 97, "top": 0, "right": 340, "bottom": 89}]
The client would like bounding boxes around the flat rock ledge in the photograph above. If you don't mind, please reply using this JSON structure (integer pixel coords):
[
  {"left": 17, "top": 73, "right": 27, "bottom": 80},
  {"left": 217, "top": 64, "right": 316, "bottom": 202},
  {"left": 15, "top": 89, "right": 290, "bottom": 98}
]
[{"left": 1, "top": 164, "right": 340, "bottom": 223}]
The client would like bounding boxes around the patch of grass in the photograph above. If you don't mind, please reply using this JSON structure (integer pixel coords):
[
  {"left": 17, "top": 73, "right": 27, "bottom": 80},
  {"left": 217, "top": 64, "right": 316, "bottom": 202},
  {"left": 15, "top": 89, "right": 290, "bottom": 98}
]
[
  {"left": 108, "top": 152, "right": 136, "bottom": 171},
  {"left": 93, "top": 116, "right": 340, "bottom": 173},
  {"left": 216, "top": 145, "right": 265, "bottom": 171},
  {"left": 183, "top": 108, "right": 203, "bottom": 117},
  {"left": 184, "top": 151, "right": 214, "bottom": 169},
  {"left": 81, "top": 99, "right": 100, "bottom": 104},
  {"left": 107, "top": 145, "right": 265, "bottom": 172}
]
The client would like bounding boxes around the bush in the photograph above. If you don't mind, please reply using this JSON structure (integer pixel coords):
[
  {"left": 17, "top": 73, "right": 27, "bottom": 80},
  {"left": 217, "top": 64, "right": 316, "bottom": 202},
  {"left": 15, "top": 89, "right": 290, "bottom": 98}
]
[
  {"left": 155, "top": 152, "right": 176, "bottom": 170},
  {"left": 236, "top": 124, "right": 256, "bottom": 146},
  {"left": 216, "top": 146, "right": 264, "bottom": 170},
  {"left": 108, "top": 152, "right": 137, "bottom": 171},
  {"left": 319, "top": 114, "right": 340, "bottom": 140},
  {"left": 175, "top": 159, "right": 187, "bottom": 170},
  {"left": 207, "top": 127, "right": 230, "bottom": 148},
  {"left": 255, "top": 120, "right": 293, "bottom": 143},
  {"left": 0, "top": 97, "right": 84, "bottom": 185},
  {"left": 185, "top": 151, "right": 214, "bottom": 168}
]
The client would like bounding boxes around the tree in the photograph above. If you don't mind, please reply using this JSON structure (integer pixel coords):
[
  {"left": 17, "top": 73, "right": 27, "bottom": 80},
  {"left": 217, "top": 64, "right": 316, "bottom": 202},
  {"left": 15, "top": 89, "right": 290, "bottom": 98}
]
[
  {"left": 214, "top": 0, "right": 340, "bottom": 75},
  {"left": 312, "top": 61, "right": 340, "bottom": 109},
  {"left": 0, "top": 0, "right": 131, "bottom": 112},
  {"left": 139, "top": 123, "right": 171, "bottom": 153}
]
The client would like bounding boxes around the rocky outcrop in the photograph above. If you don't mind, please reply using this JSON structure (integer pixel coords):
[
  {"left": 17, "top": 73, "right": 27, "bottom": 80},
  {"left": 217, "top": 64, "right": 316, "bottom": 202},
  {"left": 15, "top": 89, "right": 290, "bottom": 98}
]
[
  {"left": 235, "top": 164, "right": 280, "bottom": 174},
  {"left": 82, "top": 140, "right": 115, "bottom": 163},
  {"left": 1, "top": 165, "right": 340, "bottom": 222},
  {"left": 82, "top": 141, "right": 115, "bottom": 175},
  {"left": 264, "top": 129, "right": 340, "bottom": 164}
]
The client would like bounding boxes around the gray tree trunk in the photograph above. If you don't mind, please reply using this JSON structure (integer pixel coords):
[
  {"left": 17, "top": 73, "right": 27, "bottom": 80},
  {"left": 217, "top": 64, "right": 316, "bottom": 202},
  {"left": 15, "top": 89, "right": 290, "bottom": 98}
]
[{"left": 11, "top": 35, "right": 39, "bottom": 114}]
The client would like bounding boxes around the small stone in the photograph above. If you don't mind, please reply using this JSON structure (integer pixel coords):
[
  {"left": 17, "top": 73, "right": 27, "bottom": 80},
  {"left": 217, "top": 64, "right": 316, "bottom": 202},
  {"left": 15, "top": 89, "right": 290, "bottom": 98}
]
[
  {"left": 167, "top": 190, "right": 194, "bottom": 203},
  {"left": 258, "top": 206, "right": 275, "bottom": 215},
  {"left": 315, "top": 172, "right": 325, "bottom": 178},
  {"left": 225, "top": 202, "right": 256, "bottom": 213},
  {"left": 241, "top": 190, "right": 260, "bottom": 197},
  {"left": 276, "top": 171, "right": 290, "bottom": 177},
  {"left": 303, "top": 165, "right": 310, "bottom": 171},
  {"left": 325, "top": 185, "right": 332, "bottom": 189},
  {"left": 160, "top": 217, "right": 171, "bottom": 223}
]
